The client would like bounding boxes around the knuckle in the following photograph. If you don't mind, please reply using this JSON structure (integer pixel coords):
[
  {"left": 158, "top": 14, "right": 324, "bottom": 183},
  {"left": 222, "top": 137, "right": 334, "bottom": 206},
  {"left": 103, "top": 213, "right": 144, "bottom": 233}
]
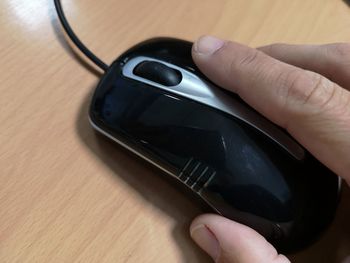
[
  {"left": 329, "top": 87, "right": 350, "bottom": 117},
  {"left": 274, "top": 69, "right": 304, "bottom": 103},
  {"left": 263, "top": 43, "right": 286, "bottom": 53},
  {"left": 324, "top": 43, "right": 350, "bottom": 88},
  {"left": 327, "top": 43, "right": 350, "bottom": 59},
  {"left": 236, "top": 48, "right": 261, "bottom": 68},
  {"left": 278, "top": 70, "right": 337, "bottom": 111},
  {"left": 324, "top": 43, "right": 350, "bottom": 68},
  {"left": 230, "top": 48, "right": 269, "bottom": 85},
  {"left": 304, "top": 72, "right": 337, "bottom": 109}
]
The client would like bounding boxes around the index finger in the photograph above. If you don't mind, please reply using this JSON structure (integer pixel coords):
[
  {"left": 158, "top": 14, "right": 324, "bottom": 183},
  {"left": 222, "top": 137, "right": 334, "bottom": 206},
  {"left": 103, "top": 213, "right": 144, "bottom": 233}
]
[{"left": 192, "top": 36, "right": 350, "bottom": 180}]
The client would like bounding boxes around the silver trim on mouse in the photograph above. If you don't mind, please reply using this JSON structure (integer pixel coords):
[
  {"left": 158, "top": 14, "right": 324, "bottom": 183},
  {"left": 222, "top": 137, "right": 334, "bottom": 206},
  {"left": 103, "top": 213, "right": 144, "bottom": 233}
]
[
  {"left": 122, "top": 56, "right": 305, "bottom": 160},
  {"left": 89, "top": 116, "right": 290, "bottom": 239},
  {"left": 89, "top": 116, "right": 220, "bottom": 214}
]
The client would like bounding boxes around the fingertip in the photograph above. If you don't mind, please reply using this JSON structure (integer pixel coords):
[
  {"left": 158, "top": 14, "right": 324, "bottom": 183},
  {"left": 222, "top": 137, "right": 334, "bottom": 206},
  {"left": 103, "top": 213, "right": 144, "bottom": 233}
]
[
  {"left": 190, "top": 214, "right": 230, "bottom": 237},
  {"left": 190, "top": 215, "right": 289, "bottom": 263},
  {"left": 193, "top": 35, "right": 225, "bottom": 56},
  {"left": 190, "top": 214, "right": 257, "bottom": 240},
  {"left": 190, "top": 224, "right": 221, "bottom": 261},
  {"left": 189, "top": 214, "right": 219, "bottom": 243}
]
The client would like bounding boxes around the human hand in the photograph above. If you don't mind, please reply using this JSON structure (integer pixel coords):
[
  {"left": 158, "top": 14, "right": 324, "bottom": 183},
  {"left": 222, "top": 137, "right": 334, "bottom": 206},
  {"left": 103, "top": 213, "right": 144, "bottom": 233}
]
[{"left": 189, "top": 36, "right": 350, "bottom": 263}]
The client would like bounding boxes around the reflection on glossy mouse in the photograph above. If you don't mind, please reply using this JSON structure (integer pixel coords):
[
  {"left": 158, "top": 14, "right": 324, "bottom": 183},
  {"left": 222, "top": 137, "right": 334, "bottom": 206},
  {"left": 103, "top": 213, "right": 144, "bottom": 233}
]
[{"left": 89, "top": 38, "right": 340, "bottom": 252}]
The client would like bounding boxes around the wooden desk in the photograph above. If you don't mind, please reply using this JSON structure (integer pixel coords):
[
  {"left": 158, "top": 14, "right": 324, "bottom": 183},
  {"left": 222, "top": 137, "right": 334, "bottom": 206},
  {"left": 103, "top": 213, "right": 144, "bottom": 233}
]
[{"left": 1, "top": 0, "right": 350, "bottom": 262}]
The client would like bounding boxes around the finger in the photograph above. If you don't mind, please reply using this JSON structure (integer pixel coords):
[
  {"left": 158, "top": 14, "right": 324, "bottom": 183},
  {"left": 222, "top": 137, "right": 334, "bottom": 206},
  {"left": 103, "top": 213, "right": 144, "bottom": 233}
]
[
  {"left": 343, "top": 256, "right": 350, "bottom": 263},
  {"left": 190, "top": 214, "right": 290, "bottom": 263},
  {"left": 258, "top": 43, "right": 350, "bottom": 89},
  {"left": 192, "top": 36, "right": 350, "bottom": 180}
]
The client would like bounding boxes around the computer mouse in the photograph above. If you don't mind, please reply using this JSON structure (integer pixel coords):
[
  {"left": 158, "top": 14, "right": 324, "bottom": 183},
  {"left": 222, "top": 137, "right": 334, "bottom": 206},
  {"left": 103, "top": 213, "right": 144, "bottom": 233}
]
[{"left": 89, "top": 37, "right": 340, "bottom": 252}]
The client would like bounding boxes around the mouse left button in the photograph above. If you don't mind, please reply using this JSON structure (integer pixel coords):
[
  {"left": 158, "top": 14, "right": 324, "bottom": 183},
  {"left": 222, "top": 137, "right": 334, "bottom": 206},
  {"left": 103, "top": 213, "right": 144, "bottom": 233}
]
[{"left": 133, "top": 61, "right": 182, "bottom": 86}]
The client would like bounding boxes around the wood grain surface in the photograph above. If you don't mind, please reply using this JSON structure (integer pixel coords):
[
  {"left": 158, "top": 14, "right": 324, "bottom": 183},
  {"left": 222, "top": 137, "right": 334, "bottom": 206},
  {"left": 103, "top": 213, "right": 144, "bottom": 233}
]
[{"left": 1, "top": 0, "right": 350, "bottom": 262}]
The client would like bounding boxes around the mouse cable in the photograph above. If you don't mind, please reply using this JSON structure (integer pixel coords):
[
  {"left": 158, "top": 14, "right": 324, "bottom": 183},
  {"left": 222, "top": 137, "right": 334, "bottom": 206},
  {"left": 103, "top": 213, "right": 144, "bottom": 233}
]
[{"left": 54, "top": 0, "right": 109, "bottom": 71}]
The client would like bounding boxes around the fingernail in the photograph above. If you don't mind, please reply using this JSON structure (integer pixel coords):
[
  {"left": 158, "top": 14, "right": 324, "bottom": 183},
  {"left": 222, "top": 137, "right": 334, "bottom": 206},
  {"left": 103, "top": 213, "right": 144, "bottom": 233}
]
[
  {"left": 190, "top": 224, "right": 220, "bottom": 260},
  {"left": 194, "top": 36, "right": 225, "bottom": 55}
]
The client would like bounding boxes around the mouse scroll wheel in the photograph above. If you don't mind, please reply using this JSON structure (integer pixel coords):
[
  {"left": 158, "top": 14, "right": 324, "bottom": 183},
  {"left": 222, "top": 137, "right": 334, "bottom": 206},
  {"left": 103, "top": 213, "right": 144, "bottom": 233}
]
[{"left": 133, "top": 61, "right": 182, "bottom": 86}]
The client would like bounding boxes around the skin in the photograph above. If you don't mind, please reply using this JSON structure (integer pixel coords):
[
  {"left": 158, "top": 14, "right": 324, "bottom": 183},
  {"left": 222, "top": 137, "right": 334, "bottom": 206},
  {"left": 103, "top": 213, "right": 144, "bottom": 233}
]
[{"left": 189, "top": 36, "right": 350, "bottom": 263}]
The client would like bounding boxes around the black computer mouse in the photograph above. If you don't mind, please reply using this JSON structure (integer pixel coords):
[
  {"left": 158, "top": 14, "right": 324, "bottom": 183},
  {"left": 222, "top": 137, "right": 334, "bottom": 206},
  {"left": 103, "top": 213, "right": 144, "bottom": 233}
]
[{"left": 89, "top": 37, "right": 340, "bottom": 252}]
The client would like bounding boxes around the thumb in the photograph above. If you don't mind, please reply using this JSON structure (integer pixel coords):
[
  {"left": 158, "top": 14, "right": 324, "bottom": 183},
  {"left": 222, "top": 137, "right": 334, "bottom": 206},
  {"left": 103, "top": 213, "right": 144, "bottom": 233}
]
[{"left": 190, "top": 214, "right": 290, "bottom": 263}]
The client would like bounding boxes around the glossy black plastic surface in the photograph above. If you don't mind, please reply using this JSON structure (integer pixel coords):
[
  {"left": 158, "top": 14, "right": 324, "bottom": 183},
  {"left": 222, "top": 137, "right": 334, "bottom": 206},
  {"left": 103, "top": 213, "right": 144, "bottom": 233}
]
[
  {"left": 89, "top": 38, "right": 339, "bottom": 252},
  {"left": 134, "top": 60, "right": 182, "bottom": 86}
]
